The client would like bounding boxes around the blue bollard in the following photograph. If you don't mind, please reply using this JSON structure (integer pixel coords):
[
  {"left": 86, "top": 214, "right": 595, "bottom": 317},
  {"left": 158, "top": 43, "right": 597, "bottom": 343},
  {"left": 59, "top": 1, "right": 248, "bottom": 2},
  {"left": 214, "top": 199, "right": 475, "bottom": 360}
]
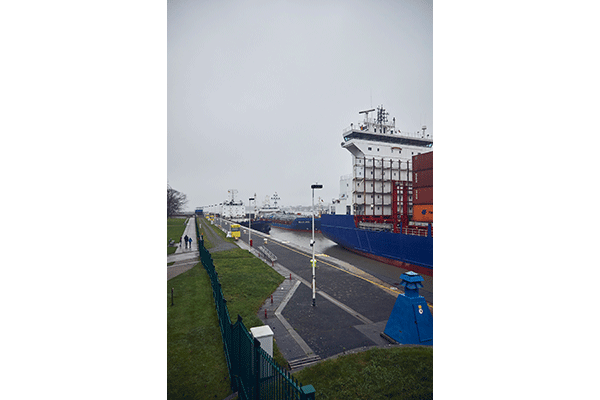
[{"left": 382, "top": 271, "right": 433, "bottom": 345}]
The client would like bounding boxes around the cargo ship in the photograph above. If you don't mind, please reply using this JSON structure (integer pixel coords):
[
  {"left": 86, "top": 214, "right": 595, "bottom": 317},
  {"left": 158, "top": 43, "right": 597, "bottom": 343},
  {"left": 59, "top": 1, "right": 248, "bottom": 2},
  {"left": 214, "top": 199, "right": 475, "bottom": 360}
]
[
  {"left": 239, "top": 219, "right": 271, "bottom": 234},
  {"left": 237, "top": 193, "right": 281, "bottom": 234},
  {"left": 220, "top": 189, "right": 246, "bottom": 219},
  {"left": 320, "top": 106, "right": 433, "bottom": 276},
  {"left": 261, "top": 212, "right": 320, "bottom": 231},
  {"left": 213, "top": 189, "right": 273, "bottom": 234}
]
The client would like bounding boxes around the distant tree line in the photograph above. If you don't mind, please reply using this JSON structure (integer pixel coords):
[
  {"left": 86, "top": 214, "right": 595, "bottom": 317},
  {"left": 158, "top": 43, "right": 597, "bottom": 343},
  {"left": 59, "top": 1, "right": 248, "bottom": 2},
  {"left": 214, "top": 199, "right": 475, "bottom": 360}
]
[{"left": 167, "top": 184, "right": 188, "bottom": 217}]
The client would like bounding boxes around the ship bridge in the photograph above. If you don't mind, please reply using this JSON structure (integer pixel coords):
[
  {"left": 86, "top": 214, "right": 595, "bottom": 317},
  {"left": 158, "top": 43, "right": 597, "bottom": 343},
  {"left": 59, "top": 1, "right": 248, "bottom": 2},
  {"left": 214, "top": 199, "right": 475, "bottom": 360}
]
[
  {"left": 342, "top": 130, "right": 433, "bottom": 148},
  {"left": 336, "top": 105, "right": 433, "bottom": 220},
  {"left": 341, "top": 105, "right": 432, "bottom": 153}
]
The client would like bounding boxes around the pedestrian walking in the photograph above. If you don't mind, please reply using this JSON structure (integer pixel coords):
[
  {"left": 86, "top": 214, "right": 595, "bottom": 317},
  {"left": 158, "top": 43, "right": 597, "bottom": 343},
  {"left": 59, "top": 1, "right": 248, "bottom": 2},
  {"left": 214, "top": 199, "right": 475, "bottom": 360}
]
[
  {"left": 188, "top": 237, "right": 192, "bottom": 249},
  {"left": 180, "top": 236, "right": 183, "bottom": 247},
  {"left": 184, "top": 234, "right": 189, "bottom": 249}
]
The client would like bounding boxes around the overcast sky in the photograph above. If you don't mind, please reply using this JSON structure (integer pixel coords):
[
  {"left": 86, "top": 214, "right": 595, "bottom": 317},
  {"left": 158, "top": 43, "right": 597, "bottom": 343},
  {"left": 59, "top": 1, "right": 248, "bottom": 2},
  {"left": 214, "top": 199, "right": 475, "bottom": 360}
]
[{"left": 168, "top": 0, "right": 432, "bottom": 210}]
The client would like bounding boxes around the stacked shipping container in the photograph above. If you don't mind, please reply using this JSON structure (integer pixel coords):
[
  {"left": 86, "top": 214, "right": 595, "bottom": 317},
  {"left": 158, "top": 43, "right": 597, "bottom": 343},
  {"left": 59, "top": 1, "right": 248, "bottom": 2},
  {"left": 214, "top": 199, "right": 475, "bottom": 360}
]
[{"left": 412, "top": 151, "right": 433, "bottom": 223}]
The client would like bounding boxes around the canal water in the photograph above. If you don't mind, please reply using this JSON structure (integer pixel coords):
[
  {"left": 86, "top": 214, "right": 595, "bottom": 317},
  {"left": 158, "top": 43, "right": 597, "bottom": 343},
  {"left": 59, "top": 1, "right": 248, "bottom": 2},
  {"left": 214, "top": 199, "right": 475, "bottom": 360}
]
[{"left": 265, "top": 226, "right": 335, "bottom": 254}]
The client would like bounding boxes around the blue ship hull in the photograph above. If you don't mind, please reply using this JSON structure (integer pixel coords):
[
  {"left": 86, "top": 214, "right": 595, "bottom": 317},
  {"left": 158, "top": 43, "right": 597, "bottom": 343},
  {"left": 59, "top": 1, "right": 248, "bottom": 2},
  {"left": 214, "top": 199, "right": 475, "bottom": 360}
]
[
  {"left": 320, "top": 214, "right": 433, "bottom": 276},
  {"left": 239, "top": 220, "right": 271, "bottom": 234},
  {"left": 266, "top": 216, "right": 320, "bottom": 231}
]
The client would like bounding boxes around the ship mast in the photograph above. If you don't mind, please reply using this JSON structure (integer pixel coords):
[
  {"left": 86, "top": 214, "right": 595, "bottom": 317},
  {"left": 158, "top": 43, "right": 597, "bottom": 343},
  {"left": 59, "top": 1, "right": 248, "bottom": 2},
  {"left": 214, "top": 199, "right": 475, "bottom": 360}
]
[{"left": 271, "top": 192, "right": 280, "bottom": 207}]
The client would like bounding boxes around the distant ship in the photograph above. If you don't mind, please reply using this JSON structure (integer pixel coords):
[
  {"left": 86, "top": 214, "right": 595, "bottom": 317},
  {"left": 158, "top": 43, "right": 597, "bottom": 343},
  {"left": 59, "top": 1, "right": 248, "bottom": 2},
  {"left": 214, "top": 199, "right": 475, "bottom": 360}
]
[
  {"left": 221, "top": 189, "right": 246, "bottom": 219},
  {"left": 256, "top": 193, "right": 322, "bottom": 231},
  {"left": 320, "top": 106, "right": 433, "bottom": 276},
  {"left": 258, "top": 192, "right": 281, "bottom": 215},
  {"left": 261, "top": 212, "right": 321, "bottom": 232},
  {"left": 239, "top": 219, "right": 271, "bottom": 234},
  {"left": 212, "top": 189, "right": 272, "bottom": 234}
]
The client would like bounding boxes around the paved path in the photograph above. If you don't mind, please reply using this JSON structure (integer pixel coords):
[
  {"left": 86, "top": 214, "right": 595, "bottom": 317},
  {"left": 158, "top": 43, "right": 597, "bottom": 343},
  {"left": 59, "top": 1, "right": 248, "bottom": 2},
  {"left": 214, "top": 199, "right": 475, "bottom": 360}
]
[
  {"left": 167, "top": 218, "right": 199, "bottom": 281},
  {"left": 175, "top": 217, "right": 199, "bottom": 254}
]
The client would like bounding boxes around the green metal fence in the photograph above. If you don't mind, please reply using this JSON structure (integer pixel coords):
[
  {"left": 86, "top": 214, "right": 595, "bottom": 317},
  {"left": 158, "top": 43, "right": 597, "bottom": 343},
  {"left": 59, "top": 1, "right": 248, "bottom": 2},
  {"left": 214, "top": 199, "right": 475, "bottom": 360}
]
[{"left": 195, "top": 216, "right": 316, "bottom": 400}]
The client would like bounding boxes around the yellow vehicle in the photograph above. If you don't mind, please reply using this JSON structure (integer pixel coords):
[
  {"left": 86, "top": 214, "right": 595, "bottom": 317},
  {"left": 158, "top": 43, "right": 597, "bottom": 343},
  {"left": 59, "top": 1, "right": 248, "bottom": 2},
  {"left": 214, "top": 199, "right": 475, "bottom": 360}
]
[{"left": 231, "top": 224, "right": 241, "bottom": 239}]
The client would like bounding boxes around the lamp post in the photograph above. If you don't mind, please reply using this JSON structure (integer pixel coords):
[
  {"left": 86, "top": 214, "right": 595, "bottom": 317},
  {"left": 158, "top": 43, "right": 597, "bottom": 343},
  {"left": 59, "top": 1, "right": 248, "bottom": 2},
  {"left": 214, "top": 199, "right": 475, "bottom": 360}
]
[
  {"left": 310, "top": 183, "right": 323, "bottom": 307},
  {"left": 249, "top": 194, "right": 255, "bottom": 247}
]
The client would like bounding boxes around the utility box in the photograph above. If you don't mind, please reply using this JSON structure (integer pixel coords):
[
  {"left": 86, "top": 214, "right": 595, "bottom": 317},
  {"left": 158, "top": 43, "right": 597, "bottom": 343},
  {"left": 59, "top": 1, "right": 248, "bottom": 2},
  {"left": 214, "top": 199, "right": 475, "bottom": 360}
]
[
  {"left": 250, "top": 325, "right": 274, "bottom": 357},
  {"left": 382, "top": 271, "right": 433, "bottom": 345}
]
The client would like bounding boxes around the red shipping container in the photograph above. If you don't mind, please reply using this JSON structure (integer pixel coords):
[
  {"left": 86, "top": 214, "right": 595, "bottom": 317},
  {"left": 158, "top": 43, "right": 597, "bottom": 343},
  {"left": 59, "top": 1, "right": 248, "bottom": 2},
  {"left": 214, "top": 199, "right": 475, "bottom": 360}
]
[
  {"left": 413, "top": 169, "right": 433, "bottom": 188},
  {"left": 412, "top": 151, "right": 433, "bottom": 172},
  {"left": 413, "top": 187, "right": 433, "bottom": 204}
]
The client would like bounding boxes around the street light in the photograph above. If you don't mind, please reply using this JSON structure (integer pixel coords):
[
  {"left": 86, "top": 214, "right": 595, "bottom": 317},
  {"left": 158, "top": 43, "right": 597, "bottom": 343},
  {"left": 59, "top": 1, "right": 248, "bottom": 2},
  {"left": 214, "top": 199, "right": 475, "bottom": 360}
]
[
  {"left": 249, "top": 194, "right": 255, "bottom": 247},
  {"left": 310, "top": 183, "right": 323, "bottom": 307}
]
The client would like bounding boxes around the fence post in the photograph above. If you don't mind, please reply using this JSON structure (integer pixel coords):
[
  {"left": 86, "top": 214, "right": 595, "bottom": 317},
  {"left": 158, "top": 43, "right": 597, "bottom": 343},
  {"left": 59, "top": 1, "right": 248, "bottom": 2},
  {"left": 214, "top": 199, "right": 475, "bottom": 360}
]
[
  {"left": 300, "top": 384, "right": 316, "bottom": 400},
  {"left": 253, "top": 337, "right": 261, "bottom": 400}
]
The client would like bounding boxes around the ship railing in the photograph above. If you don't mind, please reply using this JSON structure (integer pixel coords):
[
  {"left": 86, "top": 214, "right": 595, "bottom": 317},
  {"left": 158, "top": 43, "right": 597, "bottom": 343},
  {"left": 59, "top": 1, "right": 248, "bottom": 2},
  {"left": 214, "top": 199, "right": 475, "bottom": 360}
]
[
  {"left": 343, "top": 124, "right": 432, "bottom": 140},
  {"left": 355, "top": 159, "right": 410, "bottom": 168},
  {"left": 355, "top": 215, "right": 432, "bottom": 237},
  {"left": 402, "top": 226, "right": 432, "bottom": 237}
]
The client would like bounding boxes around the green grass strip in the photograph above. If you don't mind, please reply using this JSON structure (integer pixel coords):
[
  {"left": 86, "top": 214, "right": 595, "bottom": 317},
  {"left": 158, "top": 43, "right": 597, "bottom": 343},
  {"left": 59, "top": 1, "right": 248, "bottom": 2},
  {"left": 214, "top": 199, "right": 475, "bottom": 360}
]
[{"left": 167, "top": 217, "right": 187, "bottom": 255}]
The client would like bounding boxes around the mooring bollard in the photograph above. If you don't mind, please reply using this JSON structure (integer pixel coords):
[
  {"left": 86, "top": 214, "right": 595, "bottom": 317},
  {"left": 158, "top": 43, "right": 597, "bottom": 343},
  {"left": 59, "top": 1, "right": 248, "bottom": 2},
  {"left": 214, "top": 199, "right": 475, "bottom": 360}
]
[
  {"left": 271, "top": 294, "right": 273, "bottom": 304},
  {"left": 265, "top": 309, "right": 267, "bottom": 319},
  {"left": 290, "top": 273, "right": 292, "bottom": 280},
  {"left": 382, "top": 271, "right": 432, "bottom": 345},
  {"left": 171, "top": 288, "right": 174, "bottom": 306}
]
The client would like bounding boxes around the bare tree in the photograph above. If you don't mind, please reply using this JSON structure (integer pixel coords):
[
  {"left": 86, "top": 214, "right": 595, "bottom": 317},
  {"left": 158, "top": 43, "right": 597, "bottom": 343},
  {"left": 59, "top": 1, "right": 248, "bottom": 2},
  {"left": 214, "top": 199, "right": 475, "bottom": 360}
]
[{"left": 167, "top": 184, "right": 188, "bottom": 217}]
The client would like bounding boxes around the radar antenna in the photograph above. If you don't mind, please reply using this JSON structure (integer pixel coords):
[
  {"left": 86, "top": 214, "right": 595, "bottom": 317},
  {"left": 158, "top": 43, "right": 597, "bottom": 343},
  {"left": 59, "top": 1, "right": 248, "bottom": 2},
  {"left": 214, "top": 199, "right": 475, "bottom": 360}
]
[{"left": 359, "top": 108, "right": 376, "bottom": 122}]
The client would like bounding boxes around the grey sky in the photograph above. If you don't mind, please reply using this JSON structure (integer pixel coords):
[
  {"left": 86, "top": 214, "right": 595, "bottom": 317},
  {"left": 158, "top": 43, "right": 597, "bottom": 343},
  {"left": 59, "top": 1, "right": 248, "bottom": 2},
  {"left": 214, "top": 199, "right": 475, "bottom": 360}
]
[{"left": 168, "top": 0, "right": 432, "bottom": 210}]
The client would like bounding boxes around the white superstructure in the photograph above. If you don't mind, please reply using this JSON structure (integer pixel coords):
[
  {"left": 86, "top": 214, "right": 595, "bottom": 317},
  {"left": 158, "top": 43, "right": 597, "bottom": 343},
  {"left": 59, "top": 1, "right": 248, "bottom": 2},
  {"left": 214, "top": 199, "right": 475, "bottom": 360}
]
[
  {"left": 221, "top": 189, "right": 245, "bottom": 219},
  {"left": 257, "top": 193, "right": 281, "bottom": 215},
  {"left": 335, "top": 106, "right": 433, "bottom": 217}
]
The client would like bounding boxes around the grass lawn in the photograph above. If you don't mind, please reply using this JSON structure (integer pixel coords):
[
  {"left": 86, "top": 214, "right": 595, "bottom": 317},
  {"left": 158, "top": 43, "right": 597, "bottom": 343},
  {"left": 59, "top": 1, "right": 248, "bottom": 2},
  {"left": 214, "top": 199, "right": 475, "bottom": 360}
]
[
  {"left": 167, "top": 263, "right": 232, "bottom": 399},
  {"left": 211, "top": 248, "right": 288, "bottom": 367},
  {"left": 167, "top": 217, "right": 187, "bottom": 255},
  {"left": 293, "top": 346, "right": 433, "bottom": 400}
]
